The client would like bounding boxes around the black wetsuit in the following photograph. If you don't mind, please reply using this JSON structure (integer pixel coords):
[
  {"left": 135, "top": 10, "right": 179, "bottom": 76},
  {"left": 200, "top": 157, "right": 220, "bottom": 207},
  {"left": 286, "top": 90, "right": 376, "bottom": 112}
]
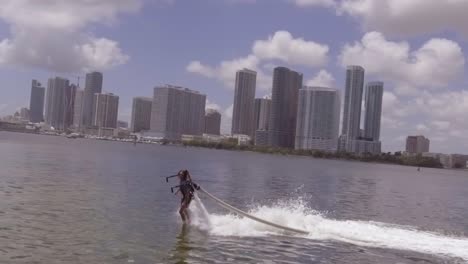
[{"left": 180, "top": 180, "right": 195, "bottom": 205}]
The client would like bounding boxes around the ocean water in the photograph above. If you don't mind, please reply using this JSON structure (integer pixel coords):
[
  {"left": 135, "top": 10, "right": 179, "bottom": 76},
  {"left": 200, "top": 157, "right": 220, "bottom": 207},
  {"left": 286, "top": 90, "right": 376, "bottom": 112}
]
[{"left": 1, "top": 132, "right": 467, "bottom": 263}]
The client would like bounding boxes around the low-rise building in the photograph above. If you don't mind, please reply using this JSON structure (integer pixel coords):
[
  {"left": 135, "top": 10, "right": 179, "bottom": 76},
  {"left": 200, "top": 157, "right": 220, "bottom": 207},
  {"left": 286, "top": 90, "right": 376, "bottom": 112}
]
[
  {"left": 232, "top": 134, "right": 251, "bottom": 146},
  {"left": 181, "top": 134, "right": 203, "bottom": 142},
  {"left": 346, "top": 139, "right": 381, "bottom": 155},
  {"left": 202, "top": 133, "right": 223, "bottom": 143}
]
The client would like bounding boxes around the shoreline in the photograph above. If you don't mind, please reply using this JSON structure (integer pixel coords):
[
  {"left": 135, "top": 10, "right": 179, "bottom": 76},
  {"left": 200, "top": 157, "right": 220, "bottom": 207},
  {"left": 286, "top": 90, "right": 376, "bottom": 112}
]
[
  {"left": 180, "top": 140, "right": 445, "bottom": 169},
  {"left": 0, "top": 130, "right": 454, "bottom": 169}
]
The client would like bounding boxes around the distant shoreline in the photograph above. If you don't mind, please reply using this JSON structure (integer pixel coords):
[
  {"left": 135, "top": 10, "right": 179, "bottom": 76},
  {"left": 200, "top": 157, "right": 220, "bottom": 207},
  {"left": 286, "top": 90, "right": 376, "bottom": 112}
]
[
  {"left": 180, "top": 140, "right": 445, "bottom": 169},
  {"left": 0, "top": 130, "right": 450, "bottom": 169}
]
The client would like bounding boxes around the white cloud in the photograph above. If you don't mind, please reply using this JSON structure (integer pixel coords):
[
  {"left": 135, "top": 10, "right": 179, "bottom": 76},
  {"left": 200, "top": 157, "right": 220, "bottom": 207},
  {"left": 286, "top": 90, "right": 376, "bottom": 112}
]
[
  {"left": 291, "top": 0, "right": 468, "bottom": 37},
  {"left": 0, "top": 0, "right": 141, "bottom": 72},
  {"left": 381, "top": 89, "right": 468, "bottom": 153},
  {"left": 187, "top": 61, "right": 215, "bottom": 78},
  {"left": 252, "top": 31, "right": 329, "bottom": 67},
  {"left": 187, "top": 30, "right": 329, "bottom": 91},
  {"left": 338, "top": 0, "right": 468, "bottom": 37},
  {"left": 206, "top": 99, "right": 221, "bottom": 111},
  {"left": 306, "top": 70, "right": 335, "bottom": 87},
  {"left": 339, "top": 32, "right": 465, "bottom": 94}
]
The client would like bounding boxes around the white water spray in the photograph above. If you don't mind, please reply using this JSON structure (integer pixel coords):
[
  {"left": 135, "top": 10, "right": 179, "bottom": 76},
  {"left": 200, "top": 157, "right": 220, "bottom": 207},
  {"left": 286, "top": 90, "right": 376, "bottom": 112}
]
[{"left": 189, "top": 193, "right": 468, "bottom": 262}]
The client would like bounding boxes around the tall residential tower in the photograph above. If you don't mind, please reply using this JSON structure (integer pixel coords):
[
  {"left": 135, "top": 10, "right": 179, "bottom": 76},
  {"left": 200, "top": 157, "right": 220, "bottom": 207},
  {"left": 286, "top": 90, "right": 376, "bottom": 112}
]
[
  {"left": 254, "top": 97, "right": 271, "bottom": 131},
  {"left": 92, "top": 93, "right": 119, "bottom": 128},
  {"left": 231, "top": 69, "right": 256, "bottom": 137},
  {"left": 268, "top": 67, "right": 303, "bottom": 148},
  {"left": 341, "top": 65, "right": 365, "bottom": 141},
  {"left": 295, "top": 87, "right": 340, "bottom": 152},
  {"left": 150, "top": 85, "right": 206, "bottom": 140},
  {"left": 131, "top": 97, "right": 153, "bottom": 133},
  {"left": 45, "top": 77, "right": 74, "bottom": 130},
  {"left": 83, "top": 72, "right": 103, "bottom": 127},
  {"left": 29, "top": 80, "right": 45, "bottom": 123},
  {"left": 364, "top": 82, "right": 384, "bottom": 141},
  {"left": 204, "top": 109, "right": 221, "bottom": 135}
]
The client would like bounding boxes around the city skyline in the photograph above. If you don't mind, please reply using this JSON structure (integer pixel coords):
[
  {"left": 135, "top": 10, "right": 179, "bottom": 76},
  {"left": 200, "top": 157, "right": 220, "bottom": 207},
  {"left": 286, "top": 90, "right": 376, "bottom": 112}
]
[{"left": 0, "top": 1, "right": 467, "bottom": 153}]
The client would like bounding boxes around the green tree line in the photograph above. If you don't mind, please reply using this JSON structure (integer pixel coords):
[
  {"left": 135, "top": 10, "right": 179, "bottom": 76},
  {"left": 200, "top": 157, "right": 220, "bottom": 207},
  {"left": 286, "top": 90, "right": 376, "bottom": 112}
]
[{"left": 181, "top": 140, "right": 443, "bottom": 168}]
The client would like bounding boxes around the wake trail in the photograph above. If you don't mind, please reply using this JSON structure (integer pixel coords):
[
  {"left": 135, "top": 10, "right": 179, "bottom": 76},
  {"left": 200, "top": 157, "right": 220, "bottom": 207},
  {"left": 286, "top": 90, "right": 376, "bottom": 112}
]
[{"left": 189, "top": 193, "right": 468, "bottom": 262}]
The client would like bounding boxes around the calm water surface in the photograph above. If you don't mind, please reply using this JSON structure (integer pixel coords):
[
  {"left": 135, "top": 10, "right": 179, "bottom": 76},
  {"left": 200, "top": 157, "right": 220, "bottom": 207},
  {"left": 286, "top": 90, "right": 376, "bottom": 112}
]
[{"left": 1, "top": 132, "right": 467, "bottom": 263}]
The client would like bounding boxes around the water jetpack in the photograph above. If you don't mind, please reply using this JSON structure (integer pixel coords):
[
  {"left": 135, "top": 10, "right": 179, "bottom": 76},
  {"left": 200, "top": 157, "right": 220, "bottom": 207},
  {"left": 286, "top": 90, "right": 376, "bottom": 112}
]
[
  {"left": 165, "top": 173, "right": 308, "bottom": 235},
  {"left": 165, "top": 174, "right": 200, "bottom": 194}
]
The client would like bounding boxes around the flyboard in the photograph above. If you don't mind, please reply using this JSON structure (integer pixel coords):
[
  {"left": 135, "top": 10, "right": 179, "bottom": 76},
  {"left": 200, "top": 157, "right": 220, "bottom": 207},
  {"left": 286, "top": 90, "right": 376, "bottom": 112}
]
[{"left": 166, "top": 174, "right": 309, "bottom": 235}]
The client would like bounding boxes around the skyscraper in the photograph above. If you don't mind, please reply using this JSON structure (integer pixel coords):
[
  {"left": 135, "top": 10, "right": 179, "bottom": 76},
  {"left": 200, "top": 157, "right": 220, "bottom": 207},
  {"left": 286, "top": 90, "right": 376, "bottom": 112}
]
[
  {"left": 92, "top": 93, "right": 119, "bottom": 128},
  {"left": 341, "top": 65, "right": 365, "bottom": 140},
  {"left": 66, "top": 84, "right": 77, "bottom": 128},
  {"left": 268, "top": 67, "right": 303, "bottom": 148},
  {"left": 254, "top": 97, "right": 271, "bottom": 131},
  {"left": 150, "top": 85, "right": 206, "bottom": 140},
  {"left": 73, "top": 89, "right": 85, "bottom": 129},
  {"left": 29, "top": 80, "right": 45, "bottom": 123},
  {"left": 295, "top": 86, "right": 340, "bottom": 151},
  {"left": 204, "top": 109, "right": 221, "bottom": 135},
  {"left": 45, "top": 77, "right": 74, "bottom": 130},
  {"left": 83, "top": 72, "right": 103, "bottom": 127},
  {"left": 232, "top": 69, "right": 256, "bottom": 137},
  {"left": 406, "top": 135, "right": 430, "bottom": 154},
  {"left": 131, "top": 97, "right": 153, "bottom": 132},
  {"left": 364, "top": 82, "right": 384, "bottom": 141}
]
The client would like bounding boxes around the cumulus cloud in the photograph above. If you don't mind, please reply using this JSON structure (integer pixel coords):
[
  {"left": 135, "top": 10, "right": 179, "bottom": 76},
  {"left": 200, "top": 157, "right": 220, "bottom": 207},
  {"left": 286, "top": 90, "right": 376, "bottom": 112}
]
[
  {"left": 339, "top": 32, "right": 465, "bottom": 94},
  {"left": 205, "top": 99, "right": 221, "bottom": 111},
  {"left": 291, "top": 0, "right": 468, "bottom": 37},
  {"left": 306, "top": 70, "right": 335, "bottom": 87},
  {"left": 337, "top": 0, "right": 468, "bottom": 37},
  {"left": 381, "top": 89, "right": 468, "bottom": 152},
  {"left": 0, "top": 0, "right": 141, "bottom": 72},
  {"left": 252, "top": 31, "right": 329, "bottom": 67},
  {"left": 187, "top": 31, "right": 329, "bottom": 90}
]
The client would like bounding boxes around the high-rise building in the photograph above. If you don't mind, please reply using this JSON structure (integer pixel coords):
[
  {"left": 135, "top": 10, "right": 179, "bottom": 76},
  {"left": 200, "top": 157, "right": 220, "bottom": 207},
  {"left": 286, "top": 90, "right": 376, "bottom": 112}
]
[
  {"left": 92, "top": 93, "right": 119, "bottom": 128},
  {"left": 150, "top": 85, "right": 206, "bottom": 140},
  {"left": 45, "top": 77, "right": 74, "bottom": 130},
  {"left": 232, "top": 69, "right": 256, "bottom": 137},
  {"left": 406, "top": 135, "right": 430, "bottom": 154},
  {"left": 73, "top": 89, "right": 85, "bottom": 129},
  {"left": 204, "top": 109, "right": 221, "bottom": 135},
  {"left": 295, "top": 86, "right": 341, "bottom": 152},
  {"left": 130, "top": 97, "right": 152, "bottom": 132},
  {"left": 65, "top": 84, "right": 77, "bottom": 128},
  {"left": 83, "top": 72, "right": 103, "bottom": 127},
  {"left": 29, "top": 80, "right": 45, "bottom": 123},
  {"left": 268, "top": 67, "right": 303, "bottom": 148},
  {"left": 364, "top": 82, "right": 384, "bottom": 141},
  {"left": 254, "top": 97, "right": 271, "bottom": 131},
  {"left": 341, "top": 66, "right": 365, "bottom": 141}
]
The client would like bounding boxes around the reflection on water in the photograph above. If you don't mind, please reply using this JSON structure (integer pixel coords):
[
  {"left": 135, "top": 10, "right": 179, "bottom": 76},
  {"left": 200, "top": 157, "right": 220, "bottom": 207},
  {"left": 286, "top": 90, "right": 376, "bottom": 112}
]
[
  {"left": 170, "top": 224, "right": 192, "bottom": 264},
  {"left": 1, "top": 132, "right": 468, "bottom": 263}
]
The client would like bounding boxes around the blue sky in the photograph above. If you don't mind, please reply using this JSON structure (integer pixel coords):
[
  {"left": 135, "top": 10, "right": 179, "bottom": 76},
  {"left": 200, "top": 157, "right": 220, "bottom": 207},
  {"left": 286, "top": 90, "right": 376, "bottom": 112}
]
[{"left": 0, "top": 0, "right": 467, "bottom": 154}]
